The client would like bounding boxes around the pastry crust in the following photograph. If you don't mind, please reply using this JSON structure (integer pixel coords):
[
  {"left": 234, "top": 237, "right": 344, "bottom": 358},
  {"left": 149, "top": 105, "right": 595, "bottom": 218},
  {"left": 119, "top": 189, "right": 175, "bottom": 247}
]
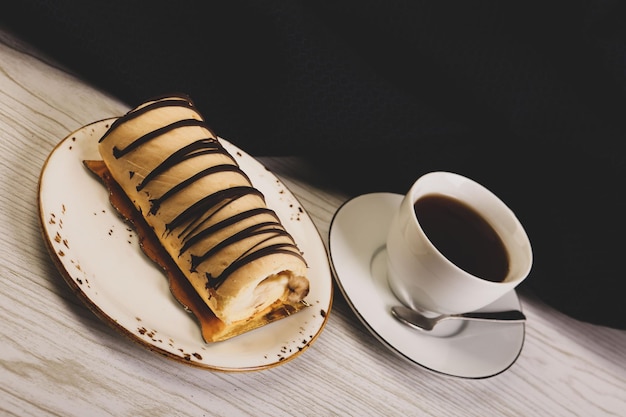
[{"left": 95, "top": 94, "right": 309, "bottom": 329}]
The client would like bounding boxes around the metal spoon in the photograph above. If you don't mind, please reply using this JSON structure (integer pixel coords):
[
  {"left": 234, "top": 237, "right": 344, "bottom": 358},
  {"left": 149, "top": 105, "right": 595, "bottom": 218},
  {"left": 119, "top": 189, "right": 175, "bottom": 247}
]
[{"left": 391, "top": 305, "right": 526, "bottom": 332}]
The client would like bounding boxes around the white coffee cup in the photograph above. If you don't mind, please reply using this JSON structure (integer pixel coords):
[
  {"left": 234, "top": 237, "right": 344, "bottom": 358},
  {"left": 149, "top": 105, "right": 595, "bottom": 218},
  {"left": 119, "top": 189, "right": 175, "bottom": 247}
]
[{"left": 386, "top": 171, "right": 533, "bottom": 315}]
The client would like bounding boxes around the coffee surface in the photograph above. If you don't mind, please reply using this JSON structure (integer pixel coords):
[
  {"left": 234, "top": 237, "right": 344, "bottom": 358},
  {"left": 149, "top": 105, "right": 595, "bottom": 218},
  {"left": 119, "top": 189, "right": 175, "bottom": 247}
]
[{"left": 414, "top": 194, "right": 509, "bottom": 282}]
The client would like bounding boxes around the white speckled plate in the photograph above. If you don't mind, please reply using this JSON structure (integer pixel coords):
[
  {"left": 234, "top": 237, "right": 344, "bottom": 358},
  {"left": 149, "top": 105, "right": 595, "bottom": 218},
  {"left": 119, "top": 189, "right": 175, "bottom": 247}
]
[
  {"left": 329, "top": 192, "right": 525, "bottom": 379},
  {"left": 38, "top": 118, "right": 332, "bottom": 371}
]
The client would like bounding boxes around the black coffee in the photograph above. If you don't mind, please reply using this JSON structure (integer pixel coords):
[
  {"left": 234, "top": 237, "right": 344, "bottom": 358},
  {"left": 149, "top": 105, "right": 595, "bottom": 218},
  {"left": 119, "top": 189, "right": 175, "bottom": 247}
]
[{"left": 413, "top": 194, "right": 509, "bottom": 282}]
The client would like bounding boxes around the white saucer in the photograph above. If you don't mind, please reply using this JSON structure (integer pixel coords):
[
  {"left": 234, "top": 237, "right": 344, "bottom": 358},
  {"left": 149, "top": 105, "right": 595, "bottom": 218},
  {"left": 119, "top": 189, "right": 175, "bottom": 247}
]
[{"left": 328, "top": 192, "right": 525, "bottom": 379}]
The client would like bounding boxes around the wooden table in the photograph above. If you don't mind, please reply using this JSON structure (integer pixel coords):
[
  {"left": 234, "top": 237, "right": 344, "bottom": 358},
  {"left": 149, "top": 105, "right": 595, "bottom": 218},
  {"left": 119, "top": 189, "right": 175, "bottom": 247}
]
[{"left": 1, "top": 26, "right": 624, "bottom": 417}]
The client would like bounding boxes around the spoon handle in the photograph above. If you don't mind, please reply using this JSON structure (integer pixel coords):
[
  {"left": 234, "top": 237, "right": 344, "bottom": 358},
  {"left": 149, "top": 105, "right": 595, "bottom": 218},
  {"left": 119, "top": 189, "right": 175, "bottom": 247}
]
[{"left": 456, "top": 310, "right": 526, "bottom": 323}]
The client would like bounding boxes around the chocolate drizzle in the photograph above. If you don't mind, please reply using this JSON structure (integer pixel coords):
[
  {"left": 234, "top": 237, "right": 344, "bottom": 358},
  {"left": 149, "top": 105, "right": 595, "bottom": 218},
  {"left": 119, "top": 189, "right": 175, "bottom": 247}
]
[
  {"left": 99, "top": 94, "right": 305, "bottom": 290},
  {"left": 111, "top": 119, "right": 206, "bottom": 158},
  {"left": 179, "top": 207, "right": 273, "bottom": 255},
  {"left": 99, "top": 96, "right": 197, "bottom": 144},
  {"left": 137, "top": 139, "right": 240, "bottom": 191},
  {"left": 191, "top": 225, "right": 292, "bottom": 272},
  {"left": 206, "top": 244, "right": 304, "bottom": 286},
  {"left": 148, "top": 164, "right": 245, "bottom": 215},
  {"left": 166, "top": 186, "right": 263, "bottom": 232}
]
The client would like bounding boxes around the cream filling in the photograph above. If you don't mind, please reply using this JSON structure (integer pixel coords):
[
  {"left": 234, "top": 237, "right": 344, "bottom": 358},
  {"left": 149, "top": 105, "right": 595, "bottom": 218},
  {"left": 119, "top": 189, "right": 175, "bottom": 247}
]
[
  {"left": 220, "top": 271, "right": 308, "bottom": 324},
  {"left": 221, "top": 273, "right": 287, "bottom": 324}
]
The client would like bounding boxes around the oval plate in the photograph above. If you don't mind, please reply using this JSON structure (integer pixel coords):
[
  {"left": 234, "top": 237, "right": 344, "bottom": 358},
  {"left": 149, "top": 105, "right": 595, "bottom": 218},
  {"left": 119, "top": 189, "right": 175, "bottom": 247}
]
[{"left": 38, "top": 118, "right": 333, "bottom": 372}]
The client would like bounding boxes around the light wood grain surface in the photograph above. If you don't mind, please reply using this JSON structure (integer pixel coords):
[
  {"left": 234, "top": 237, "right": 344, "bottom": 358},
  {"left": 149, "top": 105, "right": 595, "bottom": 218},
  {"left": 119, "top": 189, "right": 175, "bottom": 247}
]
[{"left": 1, "top": 26, "right": 624, "bottom": 417}]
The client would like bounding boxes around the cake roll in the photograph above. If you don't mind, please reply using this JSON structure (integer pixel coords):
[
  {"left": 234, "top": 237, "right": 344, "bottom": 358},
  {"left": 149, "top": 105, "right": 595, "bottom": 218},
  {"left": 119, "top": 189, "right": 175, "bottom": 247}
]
[{"left": 89, "top": 94, "right": 309, "bottom": 338}]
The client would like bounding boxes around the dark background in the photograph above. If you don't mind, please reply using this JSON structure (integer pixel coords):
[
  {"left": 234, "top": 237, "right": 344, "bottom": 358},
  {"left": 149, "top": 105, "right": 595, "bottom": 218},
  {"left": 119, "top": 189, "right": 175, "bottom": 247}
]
[{"left": 3, "top": 1, "right": 625, "bottom": 329}]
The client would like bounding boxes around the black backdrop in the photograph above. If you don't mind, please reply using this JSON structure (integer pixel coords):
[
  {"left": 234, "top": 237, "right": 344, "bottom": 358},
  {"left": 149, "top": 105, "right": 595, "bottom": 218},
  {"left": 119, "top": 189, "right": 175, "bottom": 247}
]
[{"left": 4, "top": 1, "right": 625, "bottom": 329}]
